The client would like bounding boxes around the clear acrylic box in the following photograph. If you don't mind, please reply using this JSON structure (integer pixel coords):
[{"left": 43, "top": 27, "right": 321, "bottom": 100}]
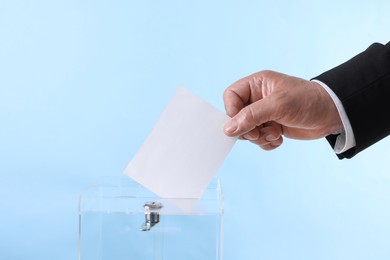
[{"left": 78, "top": 176, "right": 224, "bottom": 260}]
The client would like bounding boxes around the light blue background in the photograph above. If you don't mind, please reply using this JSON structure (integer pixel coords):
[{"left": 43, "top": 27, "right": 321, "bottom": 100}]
[{"left": 1, "top": 1, "right": 390, "bottom": 259}]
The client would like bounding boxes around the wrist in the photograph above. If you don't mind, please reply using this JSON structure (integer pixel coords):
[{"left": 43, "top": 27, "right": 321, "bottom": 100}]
[
  {"left": 311, "top": 79, "right": 356, "bottom": 153},
  {"left": 311, "top": 81, "right": 344, "bottom": 135}
]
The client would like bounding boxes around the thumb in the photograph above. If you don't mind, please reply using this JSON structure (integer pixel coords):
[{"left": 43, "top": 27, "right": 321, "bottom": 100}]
[{"left": 224, "top": 97, "right": 274, "bottom": 137}]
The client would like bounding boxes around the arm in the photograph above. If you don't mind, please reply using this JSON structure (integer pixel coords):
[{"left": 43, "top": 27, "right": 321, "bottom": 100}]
[
  {"left": 223, "top": 42, "right": 390, "bottom": 159},
  {"left": 313, "top": 42, "right": 390, "bottom": 158}
]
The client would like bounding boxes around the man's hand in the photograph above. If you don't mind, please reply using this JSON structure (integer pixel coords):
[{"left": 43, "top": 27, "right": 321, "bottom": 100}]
[{"left": 223, "top": 70, "right": 343, "bottom": 150}]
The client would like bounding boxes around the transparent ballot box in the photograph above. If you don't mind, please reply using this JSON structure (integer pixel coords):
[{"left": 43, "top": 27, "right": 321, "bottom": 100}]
[{"left": 78, "top": 177, "right": 224, "bottom": 260}]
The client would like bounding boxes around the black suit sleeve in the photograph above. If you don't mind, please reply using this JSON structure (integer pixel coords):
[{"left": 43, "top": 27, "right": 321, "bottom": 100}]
[{"left": 313, "top": 42, "right": 390, "bottom": 159}]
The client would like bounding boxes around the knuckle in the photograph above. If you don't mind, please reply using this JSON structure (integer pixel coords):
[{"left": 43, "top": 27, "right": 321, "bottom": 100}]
[{"left": 222, "top": 88, "right": 230, "bottom": 99}]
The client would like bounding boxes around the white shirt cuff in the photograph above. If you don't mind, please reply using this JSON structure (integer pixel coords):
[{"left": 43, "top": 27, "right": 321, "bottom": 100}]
[{"left": 312, "top": 80, "right": 356, "bottom": 154}]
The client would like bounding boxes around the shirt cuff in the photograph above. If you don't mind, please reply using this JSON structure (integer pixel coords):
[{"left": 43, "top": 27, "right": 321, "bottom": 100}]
[{"left": 311, "top": 79, "right": 356, "bottom": 154}]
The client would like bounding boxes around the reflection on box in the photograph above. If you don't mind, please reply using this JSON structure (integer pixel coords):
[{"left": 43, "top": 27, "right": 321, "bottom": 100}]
[{"left": 78, "top": 176, "right": 224, "bottom": 260}]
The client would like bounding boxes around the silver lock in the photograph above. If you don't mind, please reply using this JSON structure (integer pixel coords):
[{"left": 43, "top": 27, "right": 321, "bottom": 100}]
[{"left": 141, "top": 202, "right": 163, "bottom": 231}]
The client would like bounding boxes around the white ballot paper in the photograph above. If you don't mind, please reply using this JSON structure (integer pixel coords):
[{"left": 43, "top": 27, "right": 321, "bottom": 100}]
[{"left": 124, "top": 87, "right": 237, "bottom": 200}]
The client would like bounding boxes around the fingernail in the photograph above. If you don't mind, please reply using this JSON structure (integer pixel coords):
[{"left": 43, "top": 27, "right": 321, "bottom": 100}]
[
  {"left": 266, "top": 134, "right": 277, "bottom": 142},
  {"left": 224, "top": 120, "right": 238, "bottom": 135},
  {"left": 243, "top": 134, "right": 257, "bottom": 140}
]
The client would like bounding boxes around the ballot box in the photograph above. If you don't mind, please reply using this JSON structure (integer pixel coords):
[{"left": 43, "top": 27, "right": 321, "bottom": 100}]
[{"left": 78, "top": 176, "right": 224, "bottom": 260}]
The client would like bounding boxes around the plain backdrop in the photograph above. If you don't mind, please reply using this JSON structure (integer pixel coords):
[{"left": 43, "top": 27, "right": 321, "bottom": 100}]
[{"left": 1, "top": 0, "right": 390, "bottom": 259}]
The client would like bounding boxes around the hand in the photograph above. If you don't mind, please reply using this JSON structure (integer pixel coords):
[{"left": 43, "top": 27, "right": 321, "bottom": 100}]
[{"left": 223, "top": 70, "right": 343, "bottom": 150}]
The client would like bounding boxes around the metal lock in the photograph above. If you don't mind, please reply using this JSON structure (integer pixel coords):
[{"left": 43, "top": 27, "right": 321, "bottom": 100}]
[{"left": 141, "top": 201, "right": 163, "bottom": 231}]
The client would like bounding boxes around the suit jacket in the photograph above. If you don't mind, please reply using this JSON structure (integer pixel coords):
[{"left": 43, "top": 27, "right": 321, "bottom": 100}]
[{"left": 314, "top": 42, "right": 390, "bottom": 159}]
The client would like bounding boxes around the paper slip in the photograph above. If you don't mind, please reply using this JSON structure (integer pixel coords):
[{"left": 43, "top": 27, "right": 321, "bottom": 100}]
[{"left": 124, "top": 87, "right": 237, "bottom": 199}]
